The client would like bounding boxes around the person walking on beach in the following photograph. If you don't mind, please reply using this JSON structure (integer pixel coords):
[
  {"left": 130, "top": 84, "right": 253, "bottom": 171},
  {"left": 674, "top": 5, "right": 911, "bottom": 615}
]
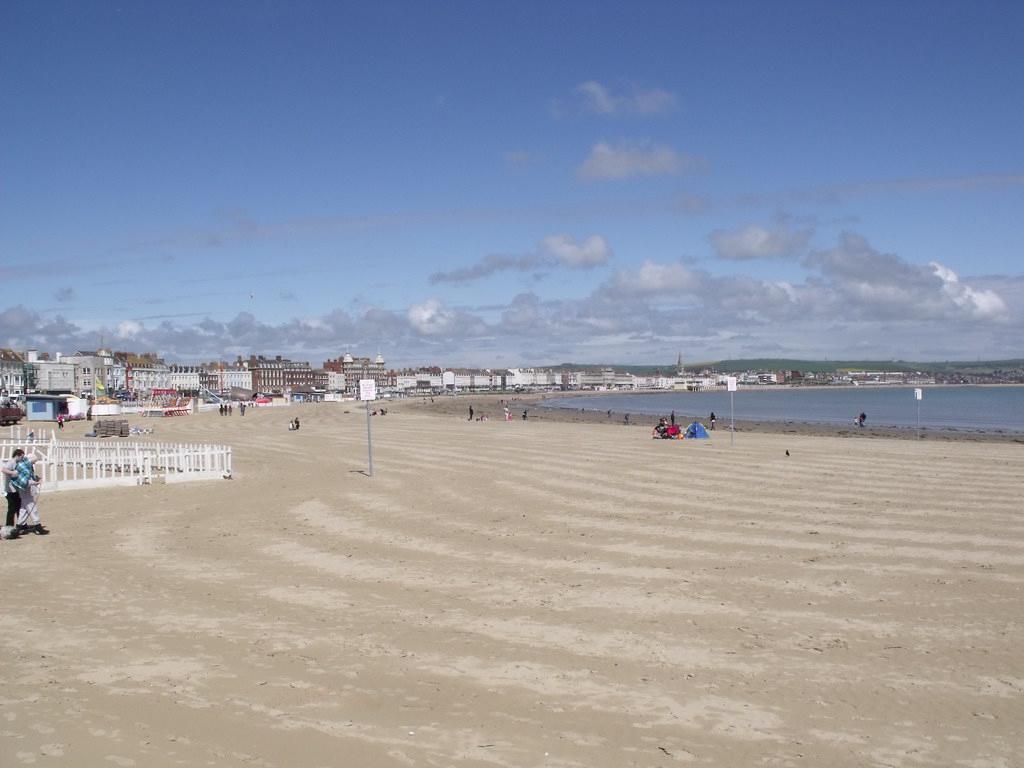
[
  {"left": 468, "top": 405, "right": 474, "bottom": 421},
  {"left": 709, "top": 412, "right": 716, "bottom": 430},
  {"left": 2, "top": 449, "right": 23, "bottom": 535},
  {"left": 3, "top": 449, "right": 47, "bottom": 536},
  {"left": 670, "top": 410, "right": 676, "bottom": 426}
]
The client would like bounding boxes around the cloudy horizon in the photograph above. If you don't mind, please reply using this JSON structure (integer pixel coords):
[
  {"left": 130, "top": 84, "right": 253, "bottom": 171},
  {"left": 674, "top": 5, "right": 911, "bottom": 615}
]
[{"left": 3, "top": 3, "right": 1022, "bottom": 367}]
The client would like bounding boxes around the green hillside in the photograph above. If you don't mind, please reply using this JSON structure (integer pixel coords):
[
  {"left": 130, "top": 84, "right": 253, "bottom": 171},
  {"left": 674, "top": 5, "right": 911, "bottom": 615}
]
[
  {"left": 550, "top": 359, "right": 1024, "bottom": 375},
  {"left": 709, "top": 359, "right": 1024, "bottom": 374}
]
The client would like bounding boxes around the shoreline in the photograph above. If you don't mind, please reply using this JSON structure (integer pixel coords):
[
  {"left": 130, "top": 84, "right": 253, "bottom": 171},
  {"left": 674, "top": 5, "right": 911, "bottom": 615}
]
[{"left": 403, "top": 392, "right": 1024, "bottom": 442}]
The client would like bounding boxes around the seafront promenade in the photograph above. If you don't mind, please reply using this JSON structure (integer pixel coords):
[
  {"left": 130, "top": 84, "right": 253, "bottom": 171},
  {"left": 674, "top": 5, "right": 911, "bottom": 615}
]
[{"left": 2, "top": 402, "right": 1022, "bottom": 766}]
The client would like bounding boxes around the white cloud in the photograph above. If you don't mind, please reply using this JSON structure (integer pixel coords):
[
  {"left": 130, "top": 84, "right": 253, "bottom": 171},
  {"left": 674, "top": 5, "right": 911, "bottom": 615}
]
[
  {"left": 539, "top": 234, "right": 611, "bottom": 267},
  {"left": 577, "top": 141, "right": 695, "bottom": 180},
  {"left": 408, "top": 299, "right": 457, "bottom": 335},
  {"left": 931, "top": 262, "right": 1008, "bottom": 319},
  {"left": 575, "top": 81, "right": 676, "bottom": 115},
  {"left": 116, "top": 320, "right": 143, "bottom": 338},
  {"left": 602, "top": 260, "right": 704, "bottom": 298},
  {"left": 431, "top": 234, "right": 611, "bottom": 283},
  {"left": 710, "top": 220, "right": 813, "bottom": 260},
  {"left": 0, "top": 230, "right": 1018, "bottom": 366}
]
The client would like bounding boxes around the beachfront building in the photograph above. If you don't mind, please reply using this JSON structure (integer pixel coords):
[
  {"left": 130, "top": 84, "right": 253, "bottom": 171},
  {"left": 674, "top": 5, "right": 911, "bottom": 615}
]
[
  {"left": 507, "top": 367, "right": 562, "bottom": 390},
  {"left": 248, "top": 355, "right": 294, "bottom": 395},
  {"left": 202, "top": 363, "right": 254, "bottom": 394},
  {"left": 324, "top": 352, "right": 394, "bottom": 396},
  {"left": 630, "top": 374, "right": 681, "bottom": 390},
  {"left": 326, "top": 370, "right": 345, "bottom": 392},
  {"left": 846, "top": 370, "right": 911, "bottom": 385},
  {"left": 169, "top": 365, "right": 202, "bottom": 394},
  {"left": 575, "top": 368, "right": 630, "bottom": 390},
  {"left": 445, "top": 369, "right": 505, "bottom": 391},
  {"left": 395, "top": 369, "right": 443, "bottom": 394},
  {"left": 62, "top": 350, "right": 120, "bottom": 396},
  {"left": 0, "top": 349, "right": 26, "bottom": 398},
  {"left": 245, "top": 355, "right": 321, "bottom": 396},
  {"left": 30, "top": 360, "right": 76, "bottom": 393},
  {"left": 129, "top": 364, "right": 172, "bottom": 395}
]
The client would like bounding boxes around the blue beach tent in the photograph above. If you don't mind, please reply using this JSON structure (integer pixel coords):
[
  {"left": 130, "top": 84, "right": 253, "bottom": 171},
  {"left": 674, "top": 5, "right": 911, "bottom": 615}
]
[{"left": 684, "top": 422, "right": 710, "bottom": 439}]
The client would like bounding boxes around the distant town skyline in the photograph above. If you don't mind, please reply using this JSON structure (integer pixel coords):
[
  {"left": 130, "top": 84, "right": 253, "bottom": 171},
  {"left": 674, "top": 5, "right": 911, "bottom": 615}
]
[{"left": 3, "top": 2, "right": 1023, "bottom": 366}]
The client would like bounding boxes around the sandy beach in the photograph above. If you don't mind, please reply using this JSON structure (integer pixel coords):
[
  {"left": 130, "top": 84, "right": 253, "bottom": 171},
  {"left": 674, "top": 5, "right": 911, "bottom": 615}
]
[{"left": 2, "top": 402, "right": 1022, "bottom": 767}]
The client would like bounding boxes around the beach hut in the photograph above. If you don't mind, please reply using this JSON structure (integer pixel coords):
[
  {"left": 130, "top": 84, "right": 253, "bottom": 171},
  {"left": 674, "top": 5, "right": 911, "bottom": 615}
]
[{"left": 24, "top": 394, "right": 66, "bottom": 422}]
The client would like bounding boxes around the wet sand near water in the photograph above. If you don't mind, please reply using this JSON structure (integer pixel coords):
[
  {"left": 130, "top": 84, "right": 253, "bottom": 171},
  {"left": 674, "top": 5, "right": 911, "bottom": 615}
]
[{"left": 414, "top": 392, "right": 1024, "bottom": 442}]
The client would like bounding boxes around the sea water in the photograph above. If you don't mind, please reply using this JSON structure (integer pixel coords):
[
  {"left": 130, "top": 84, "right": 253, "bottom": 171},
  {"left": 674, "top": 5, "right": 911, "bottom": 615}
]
[{"left": 539, "top": 386, "right": 1024, "bottom": 432}]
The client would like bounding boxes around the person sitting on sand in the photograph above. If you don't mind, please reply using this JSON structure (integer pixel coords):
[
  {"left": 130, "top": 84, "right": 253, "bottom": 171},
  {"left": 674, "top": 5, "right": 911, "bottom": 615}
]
[{"left": 652, "top": 418, "right": 669, "bottom": 439}]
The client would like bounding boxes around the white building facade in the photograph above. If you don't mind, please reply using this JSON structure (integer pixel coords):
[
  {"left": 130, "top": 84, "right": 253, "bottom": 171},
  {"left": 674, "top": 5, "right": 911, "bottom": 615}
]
[
  {"left": 129, "top": 365, "right": 172, "bottom": 395},
  {"left": 0, "top": 350, "right": 25, "bottom": 397},
  {"left": 32, "top": 361, "right": 77, "bottom": 393}
]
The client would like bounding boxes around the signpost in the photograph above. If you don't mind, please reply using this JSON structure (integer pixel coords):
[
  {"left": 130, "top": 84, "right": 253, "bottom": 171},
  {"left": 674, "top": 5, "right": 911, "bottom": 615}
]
[
  {"left": 914, "top": 387, "right": 923, "bottom": 440},
  {"left": 726, "top": 376, "right": 737, "bottom": 446},
  {"left": 359, "top": 379, "right": 377, "bottom": 476}
]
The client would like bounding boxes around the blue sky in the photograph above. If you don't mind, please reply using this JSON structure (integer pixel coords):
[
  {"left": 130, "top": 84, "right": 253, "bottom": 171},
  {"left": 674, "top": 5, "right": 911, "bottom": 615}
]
[{"left": 2, "top": 1, "right": 1023, "bottom": 366}]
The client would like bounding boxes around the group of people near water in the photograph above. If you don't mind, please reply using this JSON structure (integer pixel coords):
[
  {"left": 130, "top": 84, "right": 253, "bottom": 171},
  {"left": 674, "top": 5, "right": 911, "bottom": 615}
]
[
  {"left": 219, "top": 402, "right": 246, "bottom": 416},
  {"left": 468, "top": 400, "right": 527, "bottom": 422},
  {"left": 1, "top": 448, "right": 48, "bottom": 539}
]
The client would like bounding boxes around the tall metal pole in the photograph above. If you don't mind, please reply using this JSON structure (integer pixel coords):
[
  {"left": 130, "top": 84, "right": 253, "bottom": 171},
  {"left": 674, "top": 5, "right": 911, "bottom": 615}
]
[
  {"left": 730, "top": 391, "right": 735, "bottom": 447},
  {"left": 914, "top": 387, "right": 923, "bottom": 441},
  {"left": 365, "top": 398, "right": 374, "bottom": 477}
]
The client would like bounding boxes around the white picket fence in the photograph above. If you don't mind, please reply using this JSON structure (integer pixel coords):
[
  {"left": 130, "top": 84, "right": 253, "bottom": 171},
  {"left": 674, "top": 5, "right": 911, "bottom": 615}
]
[
  {"left": 7, "top": 426, "right": 56, "bottom": 443},
  {"left": 1, "top": 433, "right": 232, "bottom": 492}
]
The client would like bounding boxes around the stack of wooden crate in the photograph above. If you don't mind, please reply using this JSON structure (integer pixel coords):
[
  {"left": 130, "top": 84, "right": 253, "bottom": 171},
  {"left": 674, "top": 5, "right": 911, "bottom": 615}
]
[{"left": 94, "top": 419, "right": 130, "bottom": 438}]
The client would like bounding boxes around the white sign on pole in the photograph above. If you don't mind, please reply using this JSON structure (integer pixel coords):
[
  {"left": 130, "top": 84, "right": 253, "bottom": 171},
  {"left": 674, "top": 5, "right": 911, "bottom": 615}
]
[
  {"left": 726, "top": 377, "right": 738, "bottom": 392},
  {"left": 359, "top": 379, "right": 377, "bottom": 476},
  {"left": 914, "top": 388, "right": 923, "bottom": 440}
]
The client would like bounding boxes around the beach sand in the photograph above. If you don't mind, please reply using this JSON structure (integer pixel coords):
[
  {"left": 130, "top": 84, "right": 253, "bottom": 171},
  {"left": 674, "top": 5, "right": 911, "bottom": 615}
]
[{"left": 2, "top": 402, "right": 1022, "bottom": 766}]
